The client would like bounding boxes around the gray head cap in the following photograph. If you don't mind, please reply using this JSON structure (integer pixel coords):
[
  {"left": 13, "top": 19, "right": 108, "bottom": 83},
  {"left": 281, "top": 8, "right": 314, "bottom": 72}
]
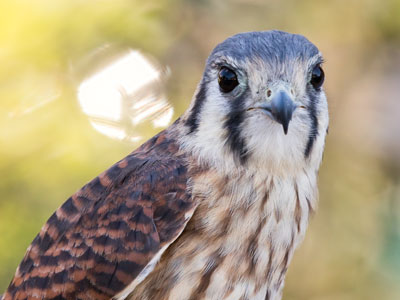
[{"left": 208, "top": 30, "right": 320, "bottom": 66}]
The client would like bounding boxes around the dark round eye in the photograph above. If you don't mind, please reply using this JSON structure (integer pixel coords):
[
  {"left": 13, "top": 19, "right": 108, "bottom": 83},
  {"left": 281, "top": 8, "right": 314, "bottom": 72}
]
[
  {"left": 310, "top": 65, "right": 325, "bottom": 90},
  {"left": 218, "top": 67, "right": 239, "bottom": 93}
]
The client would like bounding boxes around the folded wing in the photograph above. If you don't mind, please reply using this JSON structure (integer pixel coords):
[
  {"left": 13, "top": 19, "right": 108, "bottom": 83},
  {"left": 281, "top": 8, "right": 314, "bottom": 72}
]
[{"left": 3, "top": 131, "right": 197, "bottom": 300}]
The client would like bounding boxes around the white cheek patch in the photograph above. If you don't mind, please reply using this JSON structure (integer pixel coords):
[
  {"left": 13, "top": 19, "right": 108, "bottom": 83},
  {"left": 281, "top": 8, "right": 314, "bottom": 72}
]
[{"left": 180, "top": 83, "right": 239, "bottom": 171}]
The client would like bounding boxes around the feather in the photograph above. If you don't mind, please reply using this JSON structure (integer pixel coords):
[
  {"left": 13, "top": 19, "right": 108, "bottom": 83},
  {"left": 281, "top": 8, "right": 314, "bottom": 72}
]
[{"left": 2, "top": 128, "right": 198, "bottom": 300}]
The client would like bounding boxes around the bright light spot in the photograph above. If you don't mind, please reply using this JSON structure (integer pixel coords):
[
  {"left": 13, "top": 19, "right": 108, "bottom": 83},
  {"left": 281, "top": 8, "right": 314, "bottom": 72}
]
[
  {"left": 131, "top": 96, "right": 169, "bottom": 125},
  {"left": 78, "top": 84, "right": 122, "bottom": 121},
  {"left": 90, "top": 121, "right": 127, "bottom": 140},
  {"left": 77, "top": 49, "right": 173, "bottom": 141},
  {"left": 153, "top": 105, "right": 174, "bottom": 128}
]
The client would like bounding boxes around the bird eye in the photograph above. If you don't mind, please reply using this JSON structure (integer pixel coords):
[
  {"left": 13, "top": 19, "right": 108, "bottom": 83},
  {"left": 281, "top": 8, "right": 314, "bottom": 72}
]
[
  {"left": 310, "top": 65, "right": 324, "bottom": 90},
  {"left": 218, "top": 67, "right": 239, "bottom": 93}
]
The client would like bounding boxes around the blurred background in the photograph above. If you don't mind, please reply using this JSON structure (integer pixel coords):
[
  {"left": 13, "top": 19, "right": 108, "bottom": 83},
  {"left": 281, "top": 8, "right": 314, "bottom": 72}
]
[{"left": 1, "top": 0, "right": 400, "bottom": 299}]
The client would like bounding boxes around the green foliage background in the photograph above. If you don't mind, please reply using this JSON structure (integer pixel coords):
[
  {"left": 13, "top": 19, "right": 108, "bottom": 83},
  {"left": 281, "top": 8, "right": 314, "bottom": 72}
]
[{"left": 1, "top": 0, "right": 400, "bottom": 299}]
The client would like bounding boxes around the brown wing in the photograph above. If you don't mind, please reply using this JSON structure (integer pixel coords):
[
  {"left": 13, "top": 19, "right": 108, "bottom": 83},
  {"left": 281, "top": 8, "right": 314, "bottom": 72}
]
[{"left": 2, "top": 130, "right": 197, "bottom": 300}]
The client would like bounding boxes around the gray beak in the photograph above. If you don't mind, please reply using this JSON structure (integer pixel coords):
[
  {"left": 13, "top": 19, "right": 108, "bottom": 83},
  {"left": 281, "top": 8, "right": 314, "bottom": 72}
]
[{"left": 261, "top": 90, "right": 296, "bottom": 135}]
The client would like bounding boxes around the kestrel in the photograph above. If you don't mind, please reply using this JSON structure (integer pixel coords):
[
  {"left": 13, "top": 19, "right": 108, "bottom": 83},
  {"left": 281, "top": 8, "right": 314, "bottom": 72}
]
[{"left": 2, "top": 30, "right": 329, "bottom": 300}]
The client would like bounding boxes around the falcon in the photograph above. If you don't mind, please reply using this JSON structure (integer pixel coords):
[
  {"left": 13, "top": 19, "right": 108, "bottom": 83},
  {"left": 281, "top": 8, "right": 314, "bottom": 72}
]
[{"left": 2, "top": 30, "right": 329, "bottom": 300}]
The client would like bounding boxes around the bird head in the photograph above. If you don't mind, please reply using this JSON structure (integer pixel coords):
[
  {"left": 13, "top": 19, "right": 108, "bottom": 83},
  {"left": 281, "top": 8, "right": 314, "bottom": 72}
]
[{"left": 181, "top": 31, "right": 329, "bottom": 174}]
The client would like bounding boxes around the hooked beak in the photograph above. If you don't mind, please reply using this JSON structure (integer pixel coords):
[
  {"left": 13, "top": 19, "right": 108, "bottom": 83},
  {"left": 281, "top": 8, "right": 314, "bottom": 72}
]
[{"left": 257, "top": 90, "right": 297, "bottom": 135}]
